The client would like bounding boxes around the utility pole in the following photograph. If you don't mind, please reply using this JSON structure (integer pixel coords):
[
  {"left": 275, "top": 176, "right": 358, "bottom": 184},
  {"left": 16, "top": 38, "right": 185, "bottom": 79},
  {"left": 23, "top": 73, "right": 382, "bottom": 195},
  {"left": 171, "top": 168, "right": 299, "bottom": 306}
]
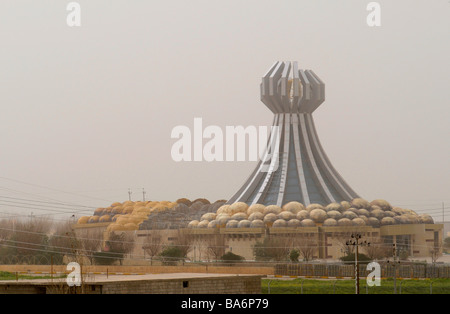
[
  {"left": 387, "top": 243, "right": 400, "bottom": 294},
  {"left": 142, "top": 188, "right": 146, "bottom": 202},
  {"left": 346, "top": 233, "right": 370, "bottom": 295},
  {"left": 128, "top": 188, "right": 132, "bottom": 201}
]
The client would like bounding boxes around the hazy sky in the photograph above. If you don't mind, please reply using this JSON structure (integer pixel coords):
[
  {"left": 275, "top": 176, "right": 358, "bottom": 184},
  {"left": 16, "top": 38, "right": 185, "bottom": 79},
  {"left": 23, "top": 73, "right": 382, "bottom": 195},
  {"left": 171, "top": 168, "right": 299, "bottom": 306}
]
[{"left": 0, "top": 0, "right": 449, "bottom": 221}]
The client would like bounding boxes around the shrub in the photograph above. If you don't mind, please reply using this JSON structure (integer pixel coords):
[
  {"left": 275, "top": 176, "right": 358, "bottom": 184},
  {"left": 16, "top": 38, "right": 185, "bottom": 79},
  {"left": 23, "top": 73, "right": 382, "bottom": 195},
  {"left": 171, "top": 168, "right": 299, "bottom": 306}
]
[
  {"left": 159, "top": 246, "right": 185, "bottom": 265},
  {"left": 221, "top": 252, "right": 245, "bottom": 264},
  {"left": 289, "top": 249, "right": 300, "bottom": 262}
]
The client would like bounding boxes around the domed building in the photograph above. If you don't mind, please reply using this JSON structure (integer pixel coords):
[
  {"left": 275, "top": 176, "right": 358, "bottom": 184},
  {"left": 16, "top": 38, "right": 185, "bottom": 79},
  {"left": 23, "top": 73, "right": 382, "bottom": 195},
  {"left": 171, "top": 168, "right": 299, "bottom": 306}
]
[{"left": 72, "top": 62, "right": 443, "bottom": 263}]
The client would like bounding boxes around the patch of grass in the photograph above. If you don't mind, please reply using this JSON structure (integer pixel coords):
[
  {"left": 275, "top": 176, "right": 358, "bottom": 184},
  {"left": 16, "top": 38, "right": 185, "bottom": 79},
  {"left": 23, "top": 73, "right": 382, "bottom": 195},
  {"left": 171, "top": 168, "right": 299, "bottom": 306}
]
[
  {"left": 262, "top": 278, "right": 450, "bottom": 294},
  {"left": 0, "top": 271, "right": 66, "bottom": 281}
]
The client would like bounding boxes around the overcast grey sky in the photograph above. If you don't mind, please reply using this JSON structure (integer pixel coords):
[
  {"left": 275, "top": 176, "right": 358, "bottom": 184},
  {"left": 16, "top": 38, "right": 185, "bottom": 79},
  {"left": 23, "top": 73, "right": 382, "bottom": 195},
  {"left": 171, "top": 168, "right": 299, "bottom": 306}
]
[{"left": 0, "top": 0, "right": 449, "bottom": 221}]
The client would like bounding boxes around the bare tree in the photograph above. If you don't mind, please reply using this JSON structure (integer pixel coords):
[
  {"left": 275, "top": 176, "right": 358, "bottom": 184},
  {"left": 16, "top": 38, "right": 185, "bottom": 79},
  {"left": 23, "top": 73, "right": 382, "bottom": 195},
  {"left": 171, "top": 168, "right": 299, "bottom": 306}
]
[
  {"left": 0, "top": 219, "right": 15, "bottom": 243},
  {"left": 430, "top": 242, "right": 442, "bottom": 264},
  {"left": 77, "top": 228, "right": 104, "bottom": 265},
  {"left": 363, "top": 239, "right": 390, "bottom": 260},
  {"left": 143, "top": 232, "right": 163, "bottom": 265},
  {"left": 11, "top": 217, "right": 53, "bottom": 261},
  {"left": 334, "top": 231, "right": 355, "bottom": 257},
  {"left": 294, "top": 234, "right": 317, "bottom": 262},
  {"left": 206, "top": 233, "right": 226, "bottom": 262},
  {"left": 48, "top": 220, "right": 77, "bottom": 264},
  {"left": 106, "top": 231, "right": 135, "bottom": 265},
  {"left": 254, "top": 235, "right": 292, "bottom": 262},
  {"left": 172, "top": 229, "right": 194, "bottom": 261}
]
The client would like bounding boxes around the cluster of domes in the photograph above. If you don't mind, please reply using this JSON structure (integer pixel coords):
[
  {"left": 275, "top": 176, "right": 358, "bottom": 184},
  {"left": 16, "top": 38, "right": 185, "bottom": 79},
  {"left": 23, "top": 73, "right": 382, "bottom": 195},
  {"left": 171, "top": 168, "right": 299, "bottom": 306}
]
[
  {"left": 187, "top": 198, "right": 434, "bottom": 229},
  {"left": 77, "top": 198, "right": 224, "bottom": 231}
]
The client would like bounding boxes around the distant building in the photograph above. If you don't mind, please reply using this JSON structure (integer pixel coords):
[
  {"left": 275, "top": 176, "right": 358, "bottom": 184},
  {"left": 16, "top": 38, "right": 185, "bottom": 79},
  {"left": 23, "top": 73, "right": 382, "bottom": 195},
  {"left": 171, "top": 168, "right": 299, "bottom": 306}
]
[{"left": 74, "top": 61, "right": 443, "bottom": 263}]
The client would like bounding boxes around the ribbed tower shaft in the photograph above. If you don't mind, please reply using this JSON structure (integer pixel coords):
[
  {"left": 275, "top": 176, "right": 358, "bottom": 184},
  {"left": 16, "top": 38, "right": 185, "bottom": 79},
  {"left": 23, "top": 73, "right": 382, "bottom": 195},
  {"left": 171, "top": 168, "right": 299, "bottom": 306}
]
[{"left": 227, "top": 61, "right": 359, "bottom": 206}]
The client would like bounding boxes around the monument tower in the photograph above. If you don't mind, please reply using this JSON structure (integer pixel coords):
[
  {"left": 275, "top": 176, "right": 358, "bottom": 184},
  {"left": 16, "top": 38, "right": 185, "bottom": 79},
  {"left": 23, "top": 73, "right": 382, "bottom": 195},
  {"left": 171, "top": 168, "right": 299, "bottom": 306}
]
[{"left": 227, "top": 61, "right": 360, "bottom": 207}]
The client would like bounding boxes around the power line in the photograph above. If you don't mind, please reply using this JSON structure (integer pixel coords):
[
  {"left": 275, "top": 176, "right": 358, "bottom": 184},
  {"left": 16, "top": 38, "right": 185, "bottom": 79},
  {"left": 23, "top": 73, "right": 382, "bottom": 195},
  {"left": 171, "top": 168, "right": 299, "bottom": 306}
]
[{"left": 0, "top": 176, "right": 114, "bottom": 203}]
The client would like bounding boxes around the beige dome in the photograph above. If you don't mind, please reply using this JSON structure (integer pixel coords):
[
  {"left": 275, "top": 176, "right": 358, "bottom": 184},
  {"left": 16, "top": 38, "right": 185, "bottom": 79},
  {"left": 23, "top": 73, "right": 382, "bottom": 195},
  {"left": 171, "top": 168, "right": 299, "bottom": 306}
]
[
  {"left": 325, "top": 202, "right": 343, "bottom": 213},
  {"left": 197, "top": 220, "right": 209, "bottom": 228},
  {"left": 278, "top": 211, "right": 295, "bottom": 220},
  {"left": 310, "top": 208, "right": 327, "bottom": 223},
  {"left": 226, "top": 220, "right": 239, "bottom": 228},
  {"left": 123, "top": 223, "right": 138, "bottom": 230},
  {"left": 296, "top": 210, "right": 309, "bottom": 221},
  {"left": 351, "top": 198, "right": 370, "bottom": 209},
  {"left": 216, "top": 214, "right": 231, "bottom": 227},
  {"left": 357, "top": 209, "right": 370, "bottom": 217},
  {"left": 306, "top": 203, "right": 324, "bottom": 212},
  {"left": 99, "top": 215, "right": 111, "bottom": 223},
  {"left": 287, "top": 219, "right": 301, "bottom": 227},
  {"left": 201, "top": 213, "right": 216, "bottom": 221},
  {"left": 111, "top": 214, "right": 121, "bottom": 222},
  {"left": 229, "top": 202, "right": 249, "bottom": 215},
  {"left": 340, "top": 201, "right": 351, "bottom": 210},
  {"left": 282, "top": 202, "right": 305, "bottom": 214},
  {"left": 263, "top": 213, "right": 277, "bottom": 227},
  {"left": 370, "top": 205, "right": 382, "bottom": 212},
  {"left": 272, "top": 219, "right": 287, "bottom": 228},
  {"left": 77, "top": 216, "right": 90, "bottom": 224},
  {"left": 264, "top": 205, "right": 282, "bottom": 215},
  {"left": 370, "top": 209, "right": 385, "bottom": 220},
  {"left": 419, "top": 214, "right": 434, "bottom": 224},
  {"left": 337, "top": 218, "right": 353, "bottom": 226},
  {"left": 381, "top": 217, "right": 395, "bottom": 226},
  {"left": 146, "top": 201, "right": 158, "bottom": 208},
  {"left": 404, "top": 214, "right": 420, "bottom": 224},
  {"left": 248, "top": 212, "right": 264, "bottom": 221},
  {"left": 370, "top": 199, "right": 392, "bottom": 211},
  {"left": 352, "top": 218, "right": 366, "bottom": 226},
  {"left": 342, "top": 211, "right": 358, "bottom": 220},
  {"left": 323, "top": 218, "right": 338, "bottom": 227},
  {"left": 88, "top": 216, "right": 99, "bottom": 224},
  {"left": 327, "top": 210, "right": 342, "bottom": 220},
  {"left": 216, "top": 204, "right": 230, "bottom": 215},
  {"left": 300, "top": 219, "right": 316, "bottom": 227},
  {"left": 123, "top": 206, "right": 134, "bottom": 214},
  {"left": 247, "top": 204, "right": 266, "bottom": 216},
  {"left": 392, "top": 207, "right": 407, "bottom": 215},
  {"left": 358, "top": 215, "right": 370, "bottom": 225},
  {"left": 207, "top": 220, "right": 219, "bottom": 228},
  {"left": 115, "top": 216, "right": 129, "bottom": 225},
  {"left": 238, "top": 220, "right": 251, "bottom": 228},
  {"left": 250, "top": 220, "right": 264, "bottom": 228},
  {"left": 231, "top": 212, "right": 248, "bottom": 221},
  {"left": 188, "top": 220, "right": 199, "bottom": 228},
  {"left": 368, "top": 217, "right": 380, "bottom": 227}
]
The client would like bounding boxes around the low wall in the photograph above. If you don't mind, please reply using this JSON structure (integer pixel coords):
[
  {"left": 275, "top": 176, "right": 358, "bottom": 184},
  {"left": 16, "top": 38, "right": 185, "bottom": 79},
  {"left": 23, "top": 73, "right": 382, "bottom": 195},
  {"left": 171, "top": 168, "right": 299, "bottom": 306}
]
[
  {"left": 0, "top": 274, "right": 262, "bottom": 294},
  {"left": 0, "top": 264, "right": 274, "bottom": 276}
]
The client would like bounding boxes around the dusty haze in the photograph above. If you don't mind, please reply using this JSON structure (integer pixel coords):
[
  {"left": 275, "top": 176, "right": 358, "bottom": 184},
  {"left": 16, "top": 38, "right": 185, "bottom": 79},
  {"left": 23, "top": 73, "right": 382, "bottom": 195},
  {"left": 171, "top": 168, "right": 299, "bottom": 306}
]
[{"left": 0, "top": 1, "right": 449, "bottom": 221}]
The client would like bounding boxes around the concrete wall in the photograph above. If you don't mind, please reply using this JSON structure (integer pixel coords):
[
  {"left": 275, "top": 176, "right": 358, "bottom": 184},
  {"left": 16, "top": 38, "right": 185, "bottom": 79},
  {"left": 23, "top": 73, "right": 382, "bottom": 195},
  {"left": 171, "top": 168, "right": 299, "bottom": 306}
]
[{"left": 0, "top": 275, "right": 262, "bottom": 294}]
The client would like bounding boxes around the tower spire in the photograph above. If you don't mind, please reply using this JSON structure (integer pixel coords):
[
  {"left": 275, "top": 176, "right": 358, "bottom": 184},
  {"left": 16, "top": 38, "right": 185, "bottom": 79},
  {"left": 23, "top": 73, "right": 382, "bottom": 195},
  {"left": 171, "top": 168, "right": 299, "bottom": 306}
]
[{"left": 228, "top": 61, "right": 359, "bottom": 206}]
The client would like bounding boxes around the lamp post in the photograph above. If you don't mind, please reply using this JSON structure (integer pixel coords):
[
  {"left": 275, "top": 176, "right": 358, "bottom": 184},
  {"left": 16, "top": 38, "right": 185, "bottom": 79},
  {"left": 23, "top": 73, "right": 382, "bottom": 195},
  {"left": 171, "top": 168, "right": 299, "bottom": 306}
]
[{"left": 346, "top": 233, "right": 370, "bottom": 294}]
